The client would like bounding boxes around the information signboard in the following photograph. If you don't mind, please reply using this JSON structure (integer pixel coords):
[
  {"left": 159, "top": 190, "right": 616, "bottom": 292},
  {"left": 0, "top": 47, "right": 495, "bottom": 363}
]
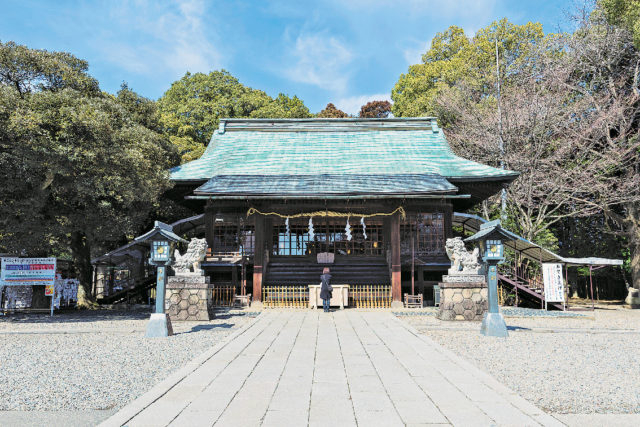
[
  {"left": 542, "top": 263, "right": 565, "bottom": 304},
  {"left": 0, "top": 258, "right": 57, "bottom": 286}
]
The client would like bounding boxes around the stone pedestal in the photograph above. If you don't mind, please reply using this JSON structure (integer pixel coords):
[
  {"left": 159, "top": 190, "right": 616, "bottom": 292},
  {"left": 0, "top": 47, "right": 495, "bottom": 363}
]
[
  {"left": 166, "top": 275, "right": 215, "bottom": 321},
  {"left": 437, "top": 278, "right": 488, "bottom": 321},
  {"left": 625, "top": 288, "right": 640, "bottom": 309},
  {"left": 145, "top": 313, "right": 174, "bottom": 337}
]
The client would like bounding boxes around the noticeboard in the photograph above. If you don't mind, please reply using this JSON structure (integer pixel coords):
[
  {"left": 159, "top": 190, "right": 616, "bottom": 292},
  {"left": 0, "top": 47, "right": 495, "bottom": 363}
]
[
  {"left": 0, "top": 258, "right": 57, "bottom": 287},
  {"left": 542, "top": 263, "right": 565, "bottom": 303}
]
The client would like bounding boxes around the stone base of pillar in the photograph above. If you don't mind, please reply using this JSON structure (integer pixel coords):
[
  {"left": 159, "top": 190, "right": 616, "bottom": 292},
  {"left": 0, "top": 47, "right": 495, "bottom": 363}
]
[
  {"left": 145, "top": 313, "right": 174, "bottom": 338},
  {"left": 480, "top": 312, "right": 509, "bottom": 337},
  {"left": 390, "top": 300, "right": 404, "bottom": 309},
  {"left": 250, "top": 301, "right": 263, "bottom": 310},
  {"left": 437, "top": 281, "right": 487, "bottom": 321},
  {"left": 166, "top": 275, "right": 215, "bottom": 321},
  {"left": 624, "top": 288, "right": 640, "bottom": 309}
]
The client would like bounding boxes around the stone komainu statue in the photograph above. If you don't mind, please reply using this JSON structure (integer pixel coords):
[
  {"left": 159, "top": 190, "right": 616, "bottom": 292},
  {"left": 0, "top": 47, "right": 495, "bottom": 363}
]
[
  {"left": 173, "top": 238, "right": 208, "bottom": 275},
  {"left": 445, "top": 237, "right": 482, "bottom": 275}
]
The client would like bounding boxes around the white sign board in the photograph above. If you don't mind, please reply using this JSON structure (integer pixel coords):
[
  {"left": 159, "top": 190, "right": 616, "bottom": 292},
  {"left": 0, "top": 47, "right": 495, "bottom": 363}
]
[
  {"left": 0, "top": 258, "right": 57, "bottom": 287},
  {"left": 542, "top": 263, "right": 565, "bottom": 303}
]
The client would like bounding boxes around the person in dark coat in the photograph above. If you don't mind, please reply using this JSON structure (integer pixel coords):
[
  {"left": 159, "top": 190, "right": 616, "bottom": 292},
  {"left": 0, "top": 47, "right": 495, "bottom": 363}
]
[{"left": 320, "top": 267, "right": 332, "bottom": 312}]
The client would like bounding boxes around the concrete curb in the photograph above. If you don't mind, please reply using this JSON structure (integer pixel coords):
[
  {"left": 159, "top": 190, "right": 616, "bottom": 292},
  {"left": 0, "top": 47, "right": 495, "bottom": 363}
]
[{"left": 98, "top": 312, "right": 265, "bottom": 427}]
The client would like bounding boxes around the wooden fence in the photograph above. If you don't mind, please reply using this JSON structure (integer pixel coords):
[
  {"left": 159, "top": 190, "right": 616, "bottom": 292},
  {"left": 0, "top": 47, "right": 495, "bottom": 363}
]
[
  {"left": 349, "top": 284, "right": 392, "bottom": 308},
  {"left": 210, "top": 285, "right": 236, "bottom": 307},
  {"left": 262, "top": 285, "right": 309, "bottom": 308}
]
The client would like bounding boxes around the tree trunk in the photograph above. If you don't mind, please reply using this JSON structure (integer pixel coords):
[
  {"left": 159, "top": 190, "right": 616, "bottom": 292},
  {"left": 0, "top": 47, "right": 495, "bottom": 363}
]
[
  {"left": 630, "top": 230, "right": 640, "bottom": 291},
  {"left": 70, "top": 231, "right": 96, "bottom": 308},
  {"left": 625, "top": 203, "right": 640, "bottom": 291}
]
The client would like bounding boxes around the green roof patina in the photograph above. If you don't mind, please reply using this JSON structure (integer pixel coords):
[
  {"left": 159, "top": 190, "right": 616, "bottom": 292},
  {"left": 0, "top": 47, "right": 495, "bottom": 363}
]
[
  {"left": 194, "top": 173, "right": 458, "bottom": 198},
  {"left": 170, "top": 118, "right": 518, "bottom": 198}
]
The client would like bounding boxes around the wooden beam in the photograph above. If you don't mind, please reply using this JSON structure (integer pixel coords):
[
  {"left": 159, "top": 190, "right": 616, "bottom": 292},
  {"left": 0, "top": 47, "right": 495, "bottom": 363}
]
[{"left": 391, "top": 212, "right": 402, "bottom": 302}]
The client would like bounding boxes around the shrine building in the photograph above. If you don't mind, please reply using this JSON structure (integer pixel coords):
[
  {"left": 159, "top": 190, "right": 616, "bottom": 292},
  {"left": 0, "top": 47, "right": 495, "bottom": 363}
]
[{"left": 167, "top": 117, "right": 518, "bottom": 307}]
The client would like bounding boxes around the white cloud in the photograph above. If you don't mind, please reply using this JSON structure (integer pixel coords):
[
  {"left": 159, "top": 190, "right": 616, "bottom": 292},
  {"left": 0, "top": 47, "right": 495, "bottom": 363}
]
[
  {"left": 402, "top": 39, "right": 430, "bottom": 65},
  {"left": 283, "top": 32, "right": 353, "bottom": 94},
  {"left": 334, "top": 93, "right": 392, "bottom": 116},
  {"left": 94, "top": 0, "right": 221, "bottom": 77}
]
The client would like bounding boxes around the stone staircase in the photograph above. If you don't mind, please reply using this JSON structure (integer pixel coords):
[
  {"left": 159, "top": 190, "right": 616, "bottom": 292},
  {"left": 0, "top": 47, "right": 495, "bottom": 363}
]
[{"left": 498, "top": 271, "right": 564, "bottom": 310}]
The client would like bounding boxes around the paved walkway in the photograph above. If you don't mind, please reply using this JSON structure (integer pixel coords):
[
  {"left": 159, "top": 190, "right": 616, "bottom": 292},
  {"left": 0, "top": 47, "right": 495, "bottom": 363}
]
[{"left": 101, "top": 311, "right": 563, "bottom": 427}]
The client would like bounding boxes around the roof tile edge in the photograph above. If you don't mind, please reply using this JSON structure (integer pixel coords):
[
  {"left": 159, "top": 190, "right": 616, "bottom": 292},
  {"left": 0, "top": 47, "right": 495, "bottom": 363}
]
[{"left": 217, "top": 117, "right": 438, "bottom": 132}]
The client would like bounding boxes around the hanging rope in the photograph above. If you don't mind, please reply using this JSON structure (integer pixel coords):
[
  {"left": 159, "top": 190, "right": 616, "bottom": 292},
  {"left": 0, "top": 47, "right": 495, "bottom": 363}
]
[{"left": 246, "top": 206, "right": 406, "bottom": 220}]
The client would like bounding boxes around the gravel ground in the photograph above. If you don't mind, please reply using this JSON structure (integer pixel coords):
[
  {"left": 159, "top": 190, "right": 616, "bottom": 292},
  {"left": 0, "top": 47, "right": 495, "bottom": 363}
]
[
  {"left": 0, "top": 309, "right": 257, "bottom": 412},
  {"left": 400, "top": 305, "right": 640, "bottom": 414}
]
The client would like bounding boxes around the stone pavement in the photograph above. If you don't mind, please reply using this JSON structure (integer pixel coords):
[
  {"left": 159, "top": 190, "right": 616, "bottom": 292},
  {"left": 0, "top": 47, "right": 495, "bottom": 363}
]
[{"left": 101, "top": 310, "right": 564, "bottom": 427}]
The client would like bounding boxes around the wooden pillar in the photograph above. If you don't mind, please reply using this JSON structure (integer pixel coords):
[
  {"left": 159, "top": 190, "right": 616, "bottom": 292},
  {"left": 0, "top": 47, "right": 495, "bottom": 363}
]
[
  {"left": 204, "top": 203, "right": 215, "bottom": 251},
  {"left": 232, "top": 265, "right": 238, "bottom": 288},
  {"left": 443, "top": 202, "right": 453, "bottom": 239},
  {"left": 253, "top": 215, "right": 265, "bottom": 302},
  {"left": 391, "top": 212, "right": 402, "bottom": 304}
]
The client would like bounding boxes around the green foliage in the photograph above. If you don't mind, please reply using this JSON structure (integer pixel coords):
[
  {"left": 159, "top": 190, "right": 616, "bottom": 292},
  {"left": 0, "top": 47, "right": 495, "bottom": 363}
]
[
  {"left": 0, "top": 41, "right": 178, "bottom": 302},
  {"left": 0, "top": 40, "right": 100, "bottom": 96},
  {"left": 158, "top": 70, "right": 311, "bottom": 162},
  {"left": 391, "top": 19, "right": 546, "bottom": 120},
  {"left": 250, "top": 93, "right": 311, "bottom": 119},
  {"left": 317, "top": 103, "right": 348, "bottom": 118},
  {"left": 600, "top": 0, "right": 640, "bottom": 48}
]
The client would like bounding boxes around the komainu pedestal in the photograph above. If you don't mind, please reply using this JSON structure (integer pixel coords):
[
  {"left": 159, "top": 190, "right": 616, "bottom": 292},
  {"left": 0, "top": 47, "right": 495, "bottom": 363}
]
[
  {"left": 166, "top": 275, "right": 215, "bottom": 321},
  {"left": 437, "top": 279, "right": 488, "bottom": 321},
  {"left": 438, "top": 237, "right": 488, "bottom": 321}
]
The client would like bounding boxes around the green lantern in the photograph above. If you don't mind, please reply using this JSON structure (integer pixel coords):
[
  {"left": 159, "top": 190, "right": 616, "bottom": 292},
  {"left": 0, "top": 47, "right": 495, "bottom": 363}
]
[
  {"left": 151, "top": 240, "right": 171, "bottom": 263},
  {"left": 465, "top": 220, "right": 513, "bottom": 338},
  {"left": 134, "top": 221, "right": 187, "bottom": 338},
  {"left": 485, "top": 239, "right": 504, "bottom": 260}
]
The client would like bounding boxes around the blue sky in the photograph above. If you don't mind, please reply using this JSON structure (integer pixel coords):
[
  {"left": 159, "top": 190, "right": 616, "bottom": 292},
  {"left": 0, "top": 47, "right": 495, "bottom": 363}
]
[{"left": 1, "top": 0, "right": 575, "bottom": 114}]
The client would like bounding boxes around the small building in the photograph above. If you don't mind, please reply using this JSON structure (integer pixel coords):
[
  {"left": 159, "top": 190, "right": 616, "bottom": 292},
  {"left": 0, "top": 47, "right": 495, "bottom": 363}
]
[{"left": 169, "top": 118, "right": 518, "bottom": 306}]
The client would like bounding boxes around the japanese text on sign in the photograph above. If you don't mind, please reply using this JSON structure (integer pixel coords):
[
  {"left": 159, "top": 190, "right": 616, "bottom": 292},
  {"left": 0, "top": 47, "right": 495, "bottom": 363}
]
[
  {"left": 1, "top": 258, "right": 57, "bottom": 286},
  {"left": 542, "top": 263, "right": 565, "bottom": 303}
]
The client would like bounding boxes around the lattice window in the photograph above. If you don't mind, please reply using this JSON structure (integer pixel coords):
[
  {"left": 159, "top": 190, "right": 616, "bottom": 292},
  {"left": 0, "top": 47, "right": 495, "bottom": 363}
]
[
  {"left": 272, "top": 219, "right": 384, "bottom": 256},
  {"left": 213, "top": 225, "right": 239, "bottom": 253},
  {"left": 239, "top": 226, "right": 255, "bottom": 256},
  {"left": 401, "top": 213, "right": 445, "bottom": 256},
  {"left": 273, "top": 223, "right": 313, "bottom": 256}
]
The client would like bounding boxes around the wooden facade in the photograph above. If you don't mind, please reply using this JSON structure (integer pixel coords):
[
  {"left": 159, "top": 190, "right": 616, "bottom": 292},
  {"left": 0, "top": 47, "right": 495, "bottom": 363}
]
[{"left": 169, "top": 118, "right": 518, "bottom": 305}]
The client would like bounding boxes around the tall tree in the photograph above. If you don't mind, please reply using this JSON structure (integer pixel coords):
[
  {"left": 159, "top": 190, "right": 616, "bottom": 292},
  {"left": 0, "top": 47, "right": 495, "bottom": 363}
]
[
  {"left": 407, "top": 14, "right": 640, "bottom": 289},
  {"left": 158, "top": 70, "right": 311, "bottom": 162},
  {"left": 0, "top": 41, "right": 179, "bottom": 306},
  {"left": 359, "top": 100, "right": 392, "bottom": 118},
  {"left": 251, "top": 93, "right": 311, "bottom": 119},
  {"left": 600, "top": 0, "right": 640, "bottom": 48},
  {"left": 391, "top": 20, "right": 545, "bottom": 121},
  {"left": 317, "top": 103, "right": 348, "bottom": 118}
]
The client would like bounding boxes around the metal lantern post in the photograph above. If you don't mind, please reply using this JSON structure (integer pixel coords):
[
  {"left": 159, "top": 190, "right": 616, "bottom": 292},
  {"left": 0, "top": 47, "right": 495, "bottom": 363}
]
[
  {"left": 466, "top": 220, "right": 513, "bottom": 338},
  {"left": 134, "top": 221, "right": 187, "bottom": 338}
]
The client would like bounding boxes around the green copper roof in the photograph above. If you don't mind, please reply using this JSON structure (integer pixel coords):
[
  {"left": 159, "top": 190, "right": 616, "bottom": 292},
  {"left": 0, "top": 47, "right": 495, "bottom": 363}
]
[
  {"left": 194, "top": 173, "right": 458, "bottom": 198},
  {"left": 170, "top": 118, "right": 518, "bottom": 197}
]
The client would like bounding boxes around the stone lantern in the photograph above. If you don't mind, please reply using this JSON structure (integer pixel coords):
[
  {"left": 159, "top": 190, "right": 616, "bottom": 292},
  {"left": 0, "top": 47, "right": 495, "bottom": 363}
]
[
  {"left": 465, "top": 220, "right": 514, "bottom": 338},
  {"left": 134, "top": 221, "right": 187, "bottom": 338}
]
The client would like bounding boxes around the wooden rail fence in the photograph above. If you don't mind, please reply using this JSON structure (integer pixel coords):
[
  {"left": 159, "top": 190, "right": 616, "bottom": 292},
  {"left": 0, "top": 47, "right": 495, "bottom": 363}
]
[
  {"left": 210, "top": 286, "right": 236, "bottom": 307},
  {"left": 349, "top": 284, "right": 392, "bottom": 308},
  {"left": 263, "top": 285, "right": 309, "bottom": 308}
]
